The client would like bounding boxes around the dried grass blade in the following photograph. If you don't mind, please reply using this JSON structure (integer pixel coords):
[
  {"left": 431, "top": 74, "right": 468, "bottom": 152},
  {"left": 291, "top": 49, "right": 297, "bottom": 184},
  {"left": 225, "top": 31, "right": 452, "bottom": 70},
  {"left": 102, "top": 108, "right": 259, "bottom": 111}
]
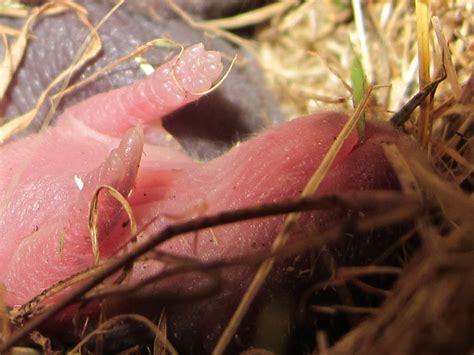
[
  {"left": 382, "top": 143, "right": 423, "bottom": 201},
  {"left": 0, "top": 1, "right": 84, "bottom": 103},
  {"left": 406, "top": 157, "right": 474, "bottom": 231},
  {"left": 88, "top": 185, "right": 138, "bottom": 265},
  {"left": 0, "top": 4, "right": 44, "bottom": 100},
  {"left": 202, "top": 0, "right": 297, "bottom": 30},
  {"left": 13, "top": 262, "right": 111, "bottom": 322},
  {"left": 60, "top": 37, "right": 228, "bottom": 99},
  {"left": 311, "top": 305, "right": 378, "bottom": 315},
  {"left": 165, "top": 0, "right": 255, "bottom": 53},
  {"left": 0, "top": 4, "right": 28, "bottom": 18},
  {"left": 154, "top": 311, "right": 169, "bottom": 355},
  {"left": 432, "top": 16, "right": 462, "bottom": 100},
  {"left": 41, "top": 0, "right": 123, "bottom": 129},
  {"left": 0, "top": 1, "right": 102, "bottom": 142},
  {"left": 433, "top": 141, "right": 474, "bottom": 181},
  {"left": 57, "top": 39, "right": 159, "bottom": 98},
  {"left": 0, "top": 24, "right": 21, "bottom": 36},
  {"left": 415, "top": 0, "right": 432, "bottom": 148},
  {"left": 279, "top": 0, "right": 317, "bottom": 32}
]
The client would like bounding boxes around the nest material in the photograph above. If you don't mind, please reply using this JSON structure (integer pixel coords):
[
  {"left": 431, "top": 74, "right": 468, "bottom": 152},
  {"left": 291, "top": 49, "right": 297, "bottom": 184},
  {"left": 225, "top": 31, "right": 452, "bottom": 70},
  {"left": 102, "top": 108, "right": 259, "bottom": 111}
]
[
  {"left": 0, "top": 0, "right": 473, "bottom": 354},
  {"left": 253, "top": 1, "right": 473, "bottom": 354}
]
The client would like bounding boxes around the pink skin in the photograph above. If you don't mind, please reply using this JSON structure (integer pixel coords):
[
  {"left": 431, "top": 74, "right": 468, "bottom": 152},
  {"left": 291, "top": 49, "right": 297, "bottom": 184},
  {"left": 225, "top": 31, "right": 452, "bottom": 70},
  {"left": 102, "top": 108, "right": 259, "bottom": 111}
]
[{"left": 0, "top": 43, "right": 402, "bottom": 314}]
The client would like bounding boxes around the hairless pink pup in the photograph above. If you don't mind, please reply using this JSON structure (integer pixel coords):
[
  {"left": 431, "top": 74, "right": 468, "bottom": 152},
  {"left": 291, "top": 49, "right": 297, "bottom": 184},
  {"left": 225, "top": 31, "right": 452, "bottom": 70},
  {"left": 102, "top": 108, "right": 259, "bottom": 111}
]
[{"left": 0, "top": 44, "right": 405, "bottom": 349}]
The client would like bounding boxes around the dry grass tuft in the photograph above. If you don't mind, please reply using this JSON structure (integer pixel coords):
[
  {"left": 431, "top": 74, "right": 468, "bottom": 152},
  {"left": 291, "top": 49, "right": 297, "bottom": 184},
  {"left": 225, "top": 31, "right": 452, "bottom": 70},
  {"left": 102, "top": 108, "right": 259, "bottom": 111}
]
[{"left": 252, "top": 1, "right": 472, "bottom": 354}]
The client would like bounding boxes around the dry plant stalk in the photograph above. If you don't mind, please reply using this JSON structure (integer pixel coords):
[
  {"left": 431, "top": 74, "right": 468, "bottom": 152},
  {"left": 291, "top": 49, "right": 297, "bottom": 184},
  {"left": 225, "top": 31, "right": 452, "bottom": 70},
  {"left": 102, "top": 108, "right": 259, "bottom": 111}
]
[
  {"left": 415, "top": 0, "right": 432, "bottom": 148},
  {"left": 202, "top": 0, "right": 297, "bottom": 30},
  {"left": 0, "top": 23, "right": 21, "bottom": 36},
  {"left": 164, "top": 0, "right": 256, "bottom": 53},
  {"left": 432, "top": 16, "right": 462, "bottom": 100},
  {"left": 88, "top": 185, "right": 138, "bottom": 265},
  {"left": 0, "top": 0, "right": 102, "bottom": 142},
  {"left": 0, "top": 3, "right": 47, "bottom": 100}
]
